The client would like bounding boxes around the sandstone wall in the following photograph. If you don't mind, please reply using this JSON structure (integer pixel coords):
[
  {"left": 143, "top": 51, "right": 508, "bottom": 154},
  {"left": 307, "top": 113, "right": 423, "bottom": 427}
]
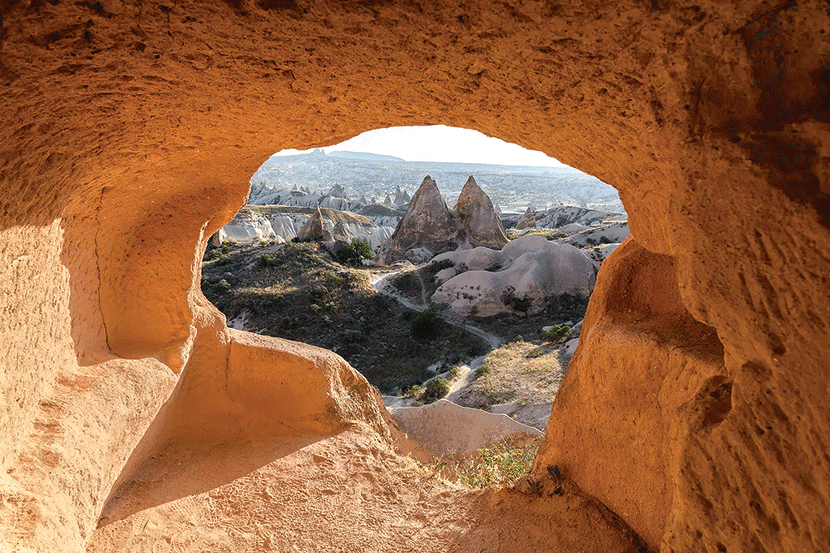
[{"left": 0, "top": 1, "right": 828, "bottom": 552}]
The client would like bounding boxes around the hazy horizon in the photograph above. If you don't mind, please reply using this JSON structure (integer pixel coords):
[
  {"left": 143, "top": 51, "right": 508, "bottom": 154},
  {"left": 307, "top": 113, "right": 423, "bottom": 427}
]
[{"left": 270, "top": 125, "right": 568, "bottom": 168}]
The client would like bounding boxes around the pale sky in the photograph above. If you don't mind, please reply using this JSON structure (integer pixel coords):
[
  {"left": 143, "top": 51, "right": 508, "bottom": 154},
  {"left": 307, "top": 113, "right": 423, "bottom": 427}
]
[{"left": 273, "top": 125, "right": 566, "bottom": 167}]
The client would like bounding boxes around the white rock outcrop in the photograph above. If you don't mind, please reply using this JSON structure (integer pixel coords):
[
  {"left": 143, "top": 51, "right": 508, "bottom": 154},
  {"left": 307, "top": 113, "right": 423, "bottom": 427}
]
[
  {"left": 388, "top": 400, "right": 541, "bottom": 457},
  {"left": 431, "top": 236, "right": 596, "bottom": 317},
  {"left": 222, "top": 209, "right": 276, "bottom": 242}
]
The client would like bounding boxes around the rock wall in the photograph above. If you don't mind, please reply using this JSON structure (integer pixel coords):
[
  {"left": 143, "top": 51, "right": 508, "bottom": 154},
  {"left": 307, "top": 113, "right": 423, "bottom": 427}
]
[{"left": 0, "top": 1, "right": 828, "bottom": 552}]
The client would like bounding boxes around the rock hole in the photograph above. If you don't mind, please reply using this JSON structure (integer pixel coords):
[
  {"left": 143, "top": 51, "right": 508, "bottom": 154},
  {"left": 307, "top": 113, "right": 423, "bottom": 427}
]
[{"left": 700, "top": 376, "right": 733, "bottom": 427}]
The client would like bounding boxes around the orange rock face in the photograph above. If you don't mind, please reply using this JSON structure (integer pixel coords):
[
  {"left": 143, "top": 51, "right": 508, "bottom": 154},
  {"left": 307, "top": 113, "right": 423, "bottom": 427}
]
[{"left": 0, "top": 1, "right": 828, "bottom": 552}]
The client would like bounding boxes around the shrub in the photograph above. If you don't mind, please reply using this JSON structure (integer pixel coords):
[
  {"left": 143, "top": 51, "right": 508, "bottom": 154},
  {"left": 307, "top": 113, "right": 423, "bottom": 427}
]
[
  {"left": 512, "top": 295, "right": 532, "bottom": 314},
  {"left": 205, "top": 243, "right": 234, "bottom": 261},
  {"left": 423, "top": 377, "right": 449, "bottom": 403},
  {"left": 337, "top": 239, "right": 373, "bottom": 266},
  {"left": 410, "top": 308, "right": 444, "bottom": 340},
  {"left": 541, "top": 324, "right": 572, "bottom": 344},
  {"left": 256, "top": 252, "right": 281, "bottom": 267},
  {"left": 475, "top": 364, "right": 492, "bottom": 378},
  {"left": 599, "top": 235, "right": 613, "bottom": 244}
]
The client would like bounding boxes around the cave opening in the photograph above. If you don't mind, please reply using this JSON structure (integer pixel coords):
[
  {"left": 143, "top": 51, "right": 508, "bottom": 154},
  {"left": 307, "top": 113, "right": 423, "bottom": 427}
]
[
  {"left": 3, "top": 2, "right": 827, "bottom": 551},
  {"left": 197, "top": 124, "right": 630, "bottom": 476}
]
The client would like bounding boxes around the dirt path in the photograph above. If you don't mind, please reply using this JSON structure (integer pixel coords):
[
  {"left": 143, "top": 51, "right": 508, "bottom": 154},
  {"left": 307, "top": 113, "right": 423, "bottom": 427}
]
[{"left": 371, "top": 270, "right": 502, "bottom": 349}]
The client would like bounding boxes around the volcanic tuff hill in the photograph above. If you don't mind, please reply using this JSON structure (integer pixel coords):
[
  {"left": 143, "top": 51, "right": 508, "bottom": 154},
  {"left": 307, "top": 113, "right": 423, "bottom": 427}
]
[{"left": 378, "top": 176, "right": 508, "bottom": 264}]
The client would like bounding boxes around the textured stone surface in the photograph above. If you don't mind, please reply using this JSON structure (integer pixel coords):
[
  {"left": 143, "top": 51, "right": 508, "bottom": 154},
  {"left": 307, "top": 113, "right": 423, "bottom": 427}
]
[
  {"left": 453, "top": 175, "right": 509, "bottom": 248},
  {"left": 378, "top": 176, "right": 458, "bottom": 263},
  {"left": 516, "top": 207, "right": 536, "bottom": 229},
  {"left": 389, "top": 400, "right": 541, "bottom": 457},
  {"left": 536, "top": 238, "right": 727, "bottom": 548},
  {"left": 432, "top": 238, "right": 596, "bottom": 317},
  {"left": 0, "top": 1, "right": 828, "bottom": 552},
  {"left": 296, "top": 206, "right": 332, "bottom": 242}
]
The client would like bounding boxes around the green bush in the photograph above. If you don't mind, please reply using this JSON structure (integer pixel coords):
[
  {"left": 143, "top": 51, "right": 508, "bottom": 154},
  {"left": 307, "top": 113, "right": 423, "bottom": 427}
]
[
  {"left": 410, "top": 308, "right": 444, "bottom": 340},
  {"left": 541, "top": 324, "right": 572, "bottom": 344},
  {"left": 337, "top": 239, "right": 373, "bottom": 266},
  {"left": 475, "top": 364, "right": 492, "bottom": 378},
  {"left": 423, "top": 377, "right": 449, "bottom": 403},
  {"left": 256, "top": 252, "right": 281, "bottom": 267},
  {"left": 205, "top": 243, "right": 234, "bottom": 261},
  {"left": 512, "top": 295, "right": 532, "bottom": 314}
]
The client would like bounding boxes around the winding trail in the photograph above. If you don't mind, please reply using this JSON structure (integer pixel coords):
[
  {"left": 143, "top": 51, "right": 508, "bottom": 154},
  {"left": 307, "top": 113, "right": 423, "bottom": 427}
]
[{"left": 370, "top": 270, "right": 502, "bottom": 349}]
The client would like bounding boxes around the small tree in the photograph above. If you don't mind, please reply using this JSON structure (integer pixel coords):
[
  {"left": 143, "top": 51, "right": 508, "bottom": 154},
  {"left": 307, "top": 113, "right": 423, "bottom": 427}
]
[
  {"left": 512, "top": 295, "right": 532, "bottom": 315},
  {"left": 423, "top": 377, "right": 449, "bottom": 403},
  {"left": 410, "top": 308, "right": 444, "bottom": 340},
  {"left": 337, "top": 239, "right": 373, "bottom": 266},
  {"left": 541, "top": 324, "right": 572, "bottom": 344}
]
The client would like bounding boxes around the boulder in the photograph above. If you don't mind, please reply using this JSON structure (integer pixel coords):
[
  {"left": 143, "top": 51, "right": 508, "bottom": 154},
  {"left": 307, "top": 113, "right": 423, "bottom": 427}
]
[
  {"left": 221, "top": 209, "right": 276, "bottom": 243},
  {"left": 388, "top": 400, "right": 541, "bottom": 457},
  {"left": 432, "top": 240, "right": 596, "bottom": 317}
]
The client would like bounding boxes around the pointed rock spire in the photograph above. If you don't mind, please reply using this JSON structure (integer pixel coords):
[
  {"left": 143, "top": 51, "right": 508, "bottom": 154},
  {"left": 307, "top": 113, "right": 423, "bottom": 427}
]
[
  {"left": 328, "top": 183, "right": 350, "bottom": 200},
  {"left": 297, "top": 206, "right": 333, "bottom": 242},
  {"left": 453, "top": 176, "right": 508, "bottom": 247},
  {"left": 378, "top": 176, "right": 457, "bottom": 264},
  {"left": 393, "top": 186, "right": 406, "bottom": 206},
  {"left": 516, "top": 206, "right": 536, "bottom": 230}
]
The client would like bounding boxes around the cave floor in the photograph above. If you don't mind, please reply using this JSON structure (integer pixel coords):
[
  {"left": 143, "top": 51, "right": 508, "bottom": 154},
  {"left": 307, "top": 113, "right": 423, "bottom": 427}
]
[{"left": 86, "top": 426, "right": 639, "bottom": 553}]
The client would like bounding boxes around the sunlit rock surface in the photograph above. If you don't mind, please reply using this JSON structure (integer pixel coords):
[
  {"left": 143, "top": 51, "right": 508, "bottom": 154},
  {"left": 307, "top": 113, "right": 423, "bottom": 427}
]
[
  {"left": 432, "top": 237, "right": 596, "bottom": 317},
  {"left": 0, "top": 1, "right": 828, "bottom": 552}
]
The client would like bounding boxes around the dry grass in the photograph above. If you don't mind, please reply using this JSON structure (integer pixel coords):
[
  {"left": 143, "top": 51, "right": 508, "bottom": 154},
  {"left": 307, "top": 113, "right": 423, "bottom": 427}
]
[
  {"left": 424, "top": 437, "right": 543, "bottom": 489},
  {"left": 456, "top": 341, "right": 564, "bottom": 409}
]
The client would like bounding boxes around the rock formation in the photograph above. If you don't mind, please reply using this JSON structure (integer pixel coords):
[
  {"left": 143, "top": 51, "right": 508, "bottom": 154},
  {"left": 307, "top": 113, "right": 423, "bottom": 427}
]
[
  {"left": 431, "top": 236, "right": 596, "bottom": 317},
  {"left": 220, "top": 209, "right": 276, "bottom": 243},
  {"left": 328, "top": 183, "right": 350, "bottom": 200},
  {"left": 296, "top": 206, "right": 332, "bottom": 242},
  {"left": 379, "top": 176, "right": 508, "bottom": 264},
  {"left": 1, "top": 2, "right": 829, "bottom": 552},
  {"left": 377, "top": 176, "right": 458, "bottom": 264},
  {"left": 453, "top": 176, "right": 509, "bottom": 248},
  {"left": 516, "top": 207, "right": 536, "bottom": 229},
  {"left": 393, "top": 186, "right": 407, "bottom": 206},
  {"left": 389, "top": 400, "right": 541, "bottom": 457}
]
